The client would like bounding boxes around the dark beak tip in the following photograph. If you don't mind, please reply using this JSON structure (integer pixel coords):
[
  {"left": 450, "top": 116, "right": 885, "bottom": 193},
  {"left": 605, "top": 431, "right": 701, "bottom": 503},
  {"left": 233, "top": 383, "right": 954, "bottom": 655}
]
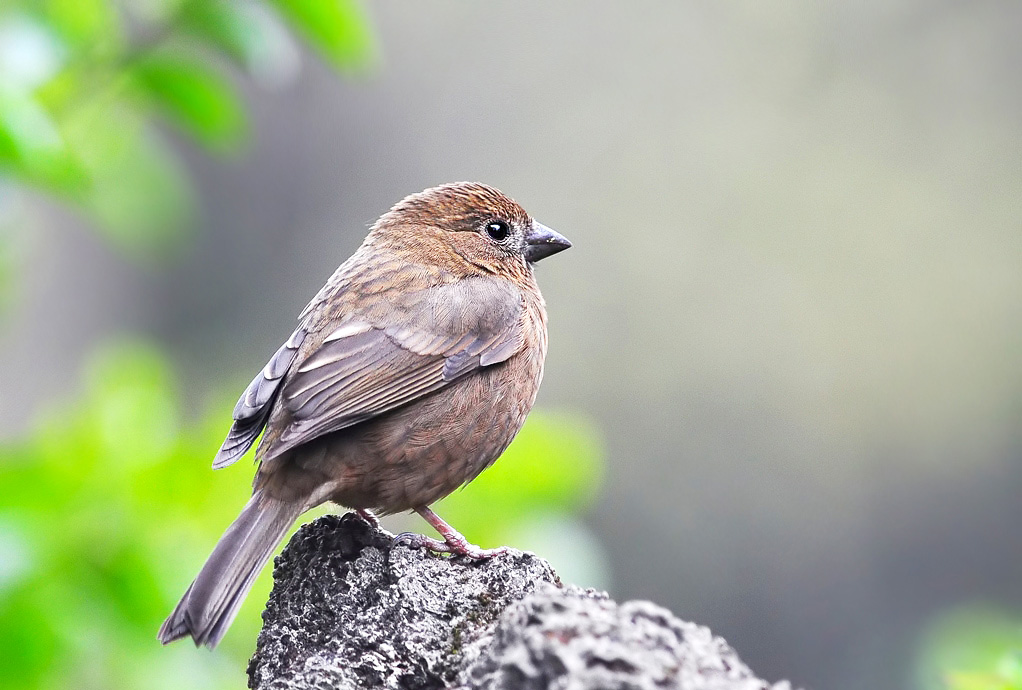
[{"left": 525, "top": 222, "right": 571, "bottom": 262}]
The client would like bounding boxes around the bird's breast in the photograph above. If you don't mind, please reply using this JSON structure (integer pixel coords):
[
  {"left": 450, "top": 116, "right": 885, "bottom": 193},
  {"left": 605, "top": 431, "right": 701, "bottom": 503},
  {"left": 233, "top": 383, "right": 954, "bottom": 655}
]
[{"left": 295, "top": 307, "right": 546, "bottom": 513}]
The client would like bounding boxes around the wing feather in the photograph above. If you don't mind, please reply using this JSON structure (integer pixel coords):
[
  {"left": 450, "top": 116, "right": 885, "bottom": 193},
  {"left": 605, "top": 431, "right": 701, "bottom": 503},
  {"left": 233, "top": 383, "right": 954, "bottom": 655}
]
[
  {"left": 263, "top": 278, "right": 527, "bottom": 460},
  {"left": 212, "top": 328, "right": 307, "bottom": 469}
]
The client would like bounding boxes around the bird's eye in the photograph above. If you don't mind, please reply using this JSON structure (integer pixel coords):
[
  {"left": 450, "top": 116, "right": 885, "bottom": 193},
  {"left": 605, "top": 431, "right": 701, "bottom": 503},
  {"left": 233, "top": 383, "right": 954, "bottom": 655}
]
[{"left": 485, "top": 220, "right": 510, "bottom": 242}]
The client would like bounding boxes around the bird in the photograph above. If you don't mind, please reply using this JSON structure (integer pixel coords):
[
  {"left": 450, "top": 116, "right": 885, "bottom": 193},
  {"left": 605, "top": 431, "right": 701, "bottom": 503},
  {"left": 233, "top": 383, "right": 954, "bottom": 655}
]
[{"left": 157, "top": 182, "right": 571, "bottom": 649}]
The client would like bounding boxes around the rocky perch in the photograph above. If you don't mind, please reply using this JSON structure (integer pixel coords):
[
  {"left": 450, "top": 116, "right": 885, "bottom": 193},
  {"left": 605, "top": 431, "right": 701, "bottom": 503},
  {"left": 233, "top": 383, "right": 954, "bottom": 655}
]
[{"left": 248, "top": 513, "right": 795, "bottom": 690}]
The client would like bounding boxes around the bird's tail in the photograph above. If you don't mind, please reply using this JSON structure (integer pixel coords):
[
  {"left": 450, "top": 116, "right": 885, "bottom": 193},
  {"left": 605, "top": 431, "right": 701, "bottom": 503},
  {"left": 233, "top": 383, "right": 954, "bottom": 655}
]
[{"left": 158, "top": 490, "right": 302, "bottom": 648}]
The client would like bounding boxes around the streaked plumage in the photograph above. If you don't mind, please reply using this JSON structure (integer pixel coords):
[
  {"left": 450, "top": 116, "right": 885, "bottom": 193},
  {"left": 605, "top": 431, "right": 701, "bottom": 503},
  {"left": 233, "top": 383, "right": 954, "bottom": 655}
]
[{"left": 158, "top": 182, "right": 570, "bottom": 649}]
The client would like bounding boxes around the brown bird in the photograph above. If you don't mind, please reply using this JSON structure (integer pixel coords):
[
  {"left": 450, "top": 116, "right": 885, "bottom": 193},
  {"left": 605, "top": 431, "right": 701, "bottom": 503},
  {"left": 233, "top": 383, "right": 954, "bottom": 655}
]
[{"left": 158, "top": 182, "right": 570, "bottom": 648}]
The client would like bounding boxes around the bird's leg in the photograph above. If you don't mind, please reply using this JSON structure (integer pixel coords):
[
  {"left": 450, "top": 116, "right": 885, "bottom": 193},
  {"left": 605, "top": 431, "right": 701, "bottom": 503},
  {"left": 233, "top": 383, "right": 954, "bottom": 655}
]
[
  {"left": 355, "top": 509, "right": 394, "bottom": 537},
  {"left": 394, "top": 506, "right": 507, "bottom": 560},
  {"left": 355, "top": 508, "right": 381, "bottom": 528}
]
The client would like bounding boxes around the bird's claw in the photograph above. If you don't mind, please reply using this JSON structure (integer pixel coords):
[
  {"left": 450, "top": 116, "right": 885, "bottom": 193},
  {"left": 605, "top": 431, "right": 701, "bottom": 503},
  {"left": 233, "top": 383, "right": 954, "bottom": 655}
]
[
  {"left": 394, "top": 531, "right": 447, "bottom": 551},
  {"left": 393, "top": 531, "right": 506, "bottom": 560},
  {"left": 355, "top": 509, "right": 394, "bottom": 538}
]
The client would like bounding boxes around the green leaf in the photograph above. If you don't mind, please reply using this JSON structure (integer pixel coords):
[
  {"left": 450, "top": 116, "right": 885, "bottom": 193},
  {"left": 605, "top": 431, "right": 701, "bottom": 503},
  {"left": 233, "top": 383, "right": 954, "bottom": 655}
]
[
  {"left": 946, "top": 669, "right": 1021, "bottom": 690},
  {"left": 916, "top": 607, "right": 1022, "bottom": 690},
  {"left": 83, "top": 126, "right": 194, "bottom": 257},
  {"left": 0, "top": 87, "right": 60, "bottom": 163},
  {"left": 45, "top": 100, "right": 195, "bottom": 256},
  {"left": 0, "top": 340, "right": 261, "bottom": 687},
  {"left": 179, "top": 0, "right": 264, "bottom": 68},
  {"left": 41, "top": 0, "right": 123, "bottom": 54},
  {"left": 269, "top": 0, "right": 374, "bottom": 71},
  {"left": 0, "top": 86, "right": 87, "bottom": 192},
  {"left": 132, "top": 56, "right": 246, "bottom": 151}
]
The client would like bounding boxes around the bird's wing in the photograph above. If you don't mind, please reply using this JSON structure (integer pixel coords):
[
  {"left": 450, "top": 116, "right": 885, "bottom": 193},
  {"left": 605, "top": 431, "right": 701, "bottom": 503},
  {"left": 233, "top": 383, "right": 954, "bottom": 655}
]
[
  {"left": 265, "top": 276, "right": 526, "bottom": 460},
  {"left": 212, "top": 327, "right": 307, "bottom": 469}
]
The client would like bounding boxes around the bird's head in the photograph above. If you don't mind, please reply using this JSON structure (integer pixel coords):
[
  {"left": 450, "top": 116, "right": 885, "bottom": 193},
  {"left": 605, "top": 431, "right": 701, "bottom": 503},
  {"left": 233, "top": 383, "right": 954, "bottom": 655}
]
[{"left": 371, "top": 182, "right": 571, "bottom": 278}]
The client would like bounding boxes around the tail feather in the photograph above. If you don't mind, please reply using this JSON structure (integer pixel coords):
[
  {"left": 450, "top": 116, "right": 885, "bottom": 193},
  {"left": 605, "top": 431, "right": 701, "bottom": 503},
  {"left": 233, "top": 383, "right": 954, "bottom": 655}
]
[{"left": 158, "top": 491, "right": 302, "bottom": 648}]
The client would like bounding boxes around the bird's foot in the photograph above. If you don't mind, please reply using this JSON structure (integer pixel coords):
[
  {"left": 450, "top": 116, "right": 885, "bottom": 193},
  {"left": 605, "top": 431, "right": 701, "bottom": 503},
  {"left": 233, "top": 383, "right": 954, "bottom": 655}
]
[
  {"left": 355, "top": 509, "right": 394, "bottom": 538},
  {"left": 393, "top": 531, "right": 507, "bottom": 560},
  {"left": 393, "top": 505, "right": 507, "bottom": 560}
]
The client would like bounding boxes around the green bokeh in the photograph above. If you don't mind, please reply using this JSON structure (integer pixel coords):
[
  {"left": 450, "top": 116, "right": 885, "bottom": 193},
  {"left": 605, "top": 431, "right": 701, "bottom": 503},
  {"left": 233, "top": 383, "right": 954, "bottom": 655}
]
[
  {"left": 0, "top": 0, "right": 375, "bottom": 258},
  {"left": 916, "top": 607, "right": 1022, "bottom": 690}
]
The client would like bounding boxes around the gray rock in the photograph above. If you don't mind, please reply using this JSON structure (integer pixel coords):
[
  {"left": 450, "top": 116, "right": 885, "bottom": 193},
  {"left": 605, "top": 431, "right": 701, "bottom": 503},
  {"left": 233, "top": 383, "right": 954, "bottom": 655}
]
[{"left": 248, "top": 514, "right": 794, "bottom": 690}]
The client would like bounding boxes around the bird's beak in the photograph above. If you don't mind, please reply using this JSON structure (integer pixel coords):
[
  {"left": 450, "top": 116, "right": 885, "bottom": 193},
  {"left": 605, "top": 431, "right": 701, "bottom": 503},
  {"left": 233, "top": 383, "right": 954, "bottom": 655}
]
[{"left": 524, "top": 221, "right": 571, "bottom": 263}]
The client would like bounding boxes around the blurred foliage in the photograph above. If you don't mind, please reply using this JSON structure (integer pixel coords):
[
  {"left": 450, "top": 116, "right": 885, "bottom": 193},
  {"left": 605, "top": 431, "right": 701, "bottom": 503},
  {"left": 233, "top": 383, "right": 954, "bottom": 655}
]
[
  {"left": 916, "top": 607, "right": 1022, "bottom": 690},
  {"left": 0, "top": 0, "right": 374, "bottom": 257},
  {"left": 0, "top": 340, "right": 604, "bottom": 690},
  {"left": 0, "top": 223, "right": 10, "bottom": 309}
]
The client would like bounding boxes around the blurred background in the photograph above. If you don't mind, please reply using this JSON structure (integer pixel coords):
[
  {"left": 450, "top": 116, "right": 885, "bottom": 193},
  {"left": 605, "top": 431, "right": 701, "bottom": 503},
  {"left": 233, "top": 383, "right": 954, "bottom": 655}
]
[{"left": 0, "top": 1, "right": 1020, "bottom": 689}]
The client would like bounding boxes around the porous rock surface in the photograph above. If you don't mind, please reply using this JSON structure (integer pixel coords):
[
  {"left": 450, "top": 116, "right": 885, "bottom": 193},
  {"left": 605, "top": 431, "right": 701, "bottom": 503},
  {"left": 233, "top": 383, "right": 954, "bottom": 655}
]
[{"left": 248, "top": 514, "right": 793, "bottom": 690}]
